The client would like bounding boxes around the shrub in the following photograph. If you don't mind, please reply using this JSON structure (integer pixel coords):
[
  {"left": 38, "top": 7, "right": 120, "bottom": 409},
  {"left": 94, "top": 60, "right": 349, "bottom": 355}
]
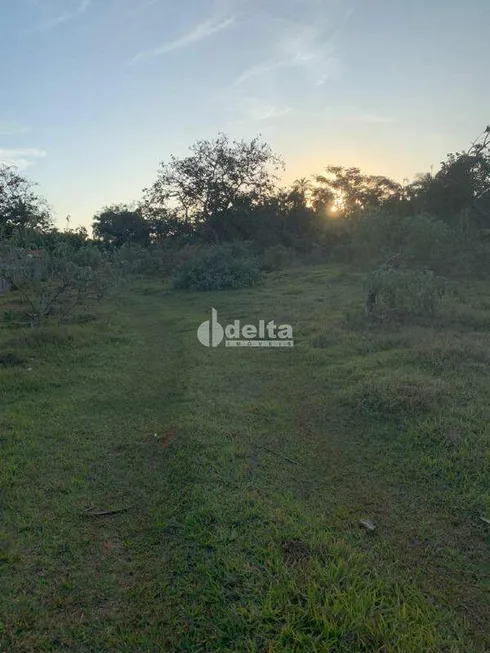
[
  {"left": 342, "top": 211, "right": 403, "bottom": 267},
  {"left": 0, "top": 242, "right": 117, "bottom": 325},
  {"left": 366, "top": 266, "right": 449, "bottom": 319},
  {"left": 114, "top": 243, "right": 204, "bottom": 278},
  {"left": 150, "top": 244, "right": 204, "bottom": 277},
  {"left": 345, "top": 211, "right": 471, "bottom": 274},
  {"left": 261, "top": 245, "right": 297, "bottom": 271},
  {"left": 399, "top": 214, "right": 462, "bottom": 272},
  {"left": 299, "top": 244, "right": 329, "bottom": 265},
  {"left": 172, "top": 244, "right": 261, "bottom": 291},
  {"left": 113, "top": 243, "right": 153, "bottom": 275}
]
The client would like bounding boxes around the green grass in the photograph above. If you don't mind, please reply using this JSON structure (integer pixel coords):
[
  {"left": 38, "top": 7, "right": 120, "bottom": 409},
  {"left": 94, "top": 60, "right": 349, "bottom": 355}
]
[{"left": 0, "top": 264, "right": 489, "bottom": 652}]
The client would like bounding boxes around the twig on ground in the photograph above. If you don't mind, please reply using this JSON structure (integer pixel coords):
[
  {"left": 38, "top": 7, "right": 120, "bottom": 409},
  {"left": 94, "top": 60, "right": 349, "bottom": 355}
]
[
  {"left": 260, "top": 446, "right": 300, "bottom": 466},
  {"left": 84, "top": 505, "right": 133, "bottom": 517}
]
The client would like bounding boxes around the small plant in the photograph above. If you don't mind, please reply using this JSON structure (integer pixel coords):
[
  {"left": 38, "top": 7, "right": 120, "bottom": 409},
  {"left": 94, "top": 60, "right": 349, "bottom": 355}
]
[{"left": 172, "top": 244, "right": 261, "bottom": 291}]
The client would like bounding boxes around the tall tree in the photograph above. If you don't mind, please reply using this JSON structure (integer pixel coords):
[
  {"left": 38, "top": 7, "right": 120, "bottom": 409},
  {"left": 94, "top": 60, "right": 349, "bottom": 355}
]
[
  {"left": 313, "top": 167, "right": 402, "bottom": 219},
  {"left": 0, "top": 165, "right": 51, "bottom": 236},
  {"left": 143, "top": 134, "right": 283, "bottom": 243},
  {"left": 93, "top": 204, "right": 150, "bottom": 247},
  {"left": 407, "top": 127, "right": 490, "bottom": 227}
]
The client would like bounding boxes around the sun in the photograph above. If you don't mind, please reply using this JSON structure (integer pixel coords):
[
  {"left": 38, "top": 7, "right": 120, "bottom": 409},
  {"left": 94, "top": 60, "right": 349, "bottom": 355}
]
[{"left": 327, "top": 194, "right": 345, "bottom": 218}]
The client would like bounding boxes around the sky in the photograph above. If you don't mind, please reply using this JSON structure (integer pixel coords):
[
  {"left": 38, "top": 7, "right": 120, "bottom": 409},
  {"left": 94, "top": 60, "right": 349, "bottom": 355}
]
[{"left": 1, "top": 0, "right": 489, "bottom": 229}]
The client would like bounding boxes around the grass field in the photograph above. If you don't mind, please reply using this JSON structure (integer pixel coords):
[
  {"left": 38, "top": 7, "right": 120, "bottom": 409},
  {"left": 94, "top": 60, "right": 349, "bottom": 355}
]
[{"left": 1, "top": 264, "right": 489, "bottom": 652}]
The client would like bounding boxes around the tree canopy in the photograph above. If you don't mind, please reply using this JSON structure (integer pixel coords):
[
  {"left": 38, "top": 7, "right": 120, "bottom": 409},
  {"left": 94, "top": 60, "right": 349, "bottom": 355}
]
[
  {"left": 0, "top": 165, "right": 51, "bottom": 236},
  {"left": 143, "top": 133, "right": 283, "bottom": 243},
  {"left": 93, "top": 205, "right": 150, "bottom": 247}
]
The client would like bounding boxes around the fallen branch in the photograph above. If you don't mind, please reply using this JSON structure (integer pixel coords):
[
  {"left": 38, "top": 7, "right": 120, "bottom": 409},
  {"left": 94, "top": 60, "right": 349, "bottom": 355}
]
[
  {"left": 261, "top": 446, "right": 300, "bottom": 466},
  {"left": 84, "top": 505, "right": 133, "bottom": 517}
]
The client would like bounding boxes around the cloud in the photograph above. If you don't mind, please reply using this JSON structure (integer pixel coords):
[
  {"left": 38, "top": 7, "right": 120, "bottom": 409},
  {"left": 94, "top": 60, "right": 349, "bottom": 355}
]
[
  {"left": 0, "top": 148, "right": 47, "bottom": 169},
  {"left": 239, "top": 97, "right": 292, "bottom": 122},
  {"left": 353, "top": 114, "right": 395, "bottom": 125},
  {"left": 130, "top": 15, "right": 236, "bottom": 64},
  {"left": 27, "top": 0, "right": 91, "bottom": 32},
  {"left": 222, "top": 2, "right": 349, "bottom": 127},
  {"left": 232, "top": 4, "right": 348, "bottom": 90},
  {"left": 325, "top": 106, "right": 396, "bottom": 124},
  {"left": 234, "top": 49, "right": 338, "bottom": 88},
  {"left": 234, "top": 60, "right": 287, "bottom": 86}
]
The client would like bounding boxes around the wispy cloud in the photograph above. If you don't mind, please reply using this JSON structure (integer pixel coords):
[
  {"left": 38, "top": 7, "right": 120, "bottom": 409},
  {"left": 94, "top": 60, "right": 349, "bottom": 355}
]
[
  {"left": 232, "top": 4, "right": 347, "bottom": 89},
  {"left": 222, "top": 1, "right": 350, "bottom": 127},
  {"left": 0, "top": 148, "right": 47, "bottom": 169},
  {"left": 130, "top": 15, "right": 236, "bottom": 64},
  {"left": 325, "top": 106, "right": 396, "bottom": 124},
  {"left": 353, "top": 114, "right": 395, "bottom": 125},
  {"left": 234, "top": 48, "right": 338, "bottom": 88},
  {"left": 234, "top": 60, "right": 287, "bottom": 87},
  {"left": 239, "top": 98, "right": 292, "bottom": 122},
  {"left": 27, "top": 0, "right": 91, "bottom": 32},
  {"left": 234, "top": 39, "right": 336, "bottom": 88}
]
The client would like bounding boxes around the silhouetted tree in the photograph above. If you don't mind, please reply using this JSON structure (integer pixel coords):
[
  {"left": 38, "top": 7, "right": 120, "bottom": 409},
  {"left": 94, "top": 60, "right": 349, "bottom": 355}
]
[
  {"left": 149, "top": 212, "right": 196, "bottom": 244},
  {"left": 407, "top": 127, "right": 490, "bottom": 228},
  {"left": 93, "top": 204, "right": 150, "bottom": 247},
  {"left": 0, "top": 165, "right": 51, "bottom": 236},
  {"left": 313, "top": 167, "right": 402, "bottom": 219},
  {"left": 143, "top": 133, "right": 283, "bottom": 243}
]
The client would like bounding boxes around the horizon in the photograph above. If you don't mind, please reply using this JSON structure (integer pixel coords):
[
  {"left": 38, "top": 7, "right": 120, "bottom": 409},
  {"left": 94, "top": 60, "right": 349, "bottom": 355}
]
[{"left": 1, "top": 0, "right": 489, "bottom": 229}]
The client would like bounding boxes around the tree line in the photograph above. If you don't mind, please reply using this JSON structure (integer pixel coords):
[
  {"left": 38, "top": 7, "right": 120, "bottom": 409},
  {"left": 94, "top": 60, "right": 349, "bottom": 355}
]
[{"left": 1, "top": 127, "right": 489, "bottom": 255}]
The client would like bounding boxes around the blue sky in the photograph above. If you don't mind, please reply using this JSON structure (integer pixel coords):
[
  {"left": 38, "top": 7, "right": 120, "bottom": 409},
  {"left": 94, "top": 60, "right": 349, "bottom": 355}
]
[{"left": 1, "top": 0, "right": 489, "bottom": 229}]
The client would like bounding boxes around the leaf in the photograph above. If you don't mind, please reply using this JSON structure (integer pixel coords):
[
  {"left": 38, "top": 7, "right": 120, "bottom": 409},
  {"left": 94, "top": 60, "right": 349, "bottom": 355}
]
[
  {"left": 479, "top": 516, "right": 490, "bottom": 525},
  {"left": 359, "top": 519, "right": 376, "bottom": 532}
]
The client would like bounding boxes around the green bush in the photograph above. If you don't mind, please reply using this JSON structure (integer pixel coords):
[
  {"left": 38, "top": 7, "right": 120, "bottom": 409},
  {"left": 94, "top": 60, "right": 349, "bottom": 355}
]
[
  {"left": 345, "top": 211, "right": 472, "bottom": 274},
  {"left": 399, "top": 214, "right": 462, "bottom": 272},
  {"left": 0, "top": 241, "right": 117, "bottom": 325},
  {"left": 300, "top": 244, "right": 329, "bottom": 265},
  {"left": 367, "top": 267, "right": 449, "bottom": 319},
  {"left": 340, "top": 211, "right": 402, "bottom": 266},
  {"left": 113, "top": 243, "right": 153, "bottom": 275},
  {"left": 172, "top": 244, "right": 261, "bottom": 291},
  {"left": 114, "top": 243, "right": 204, "bottom": 278},
  {"left": 261, "top": 245, "right": 297, "bottom": 271}
]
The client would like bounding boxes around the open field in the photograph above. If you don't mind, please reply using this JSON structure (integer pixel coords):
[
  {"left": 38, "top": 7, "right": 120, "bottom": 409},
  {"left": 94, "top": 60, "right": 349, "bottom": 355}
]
[{"left": 1, "top": 264, "right": 489, "bottom": 652}]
